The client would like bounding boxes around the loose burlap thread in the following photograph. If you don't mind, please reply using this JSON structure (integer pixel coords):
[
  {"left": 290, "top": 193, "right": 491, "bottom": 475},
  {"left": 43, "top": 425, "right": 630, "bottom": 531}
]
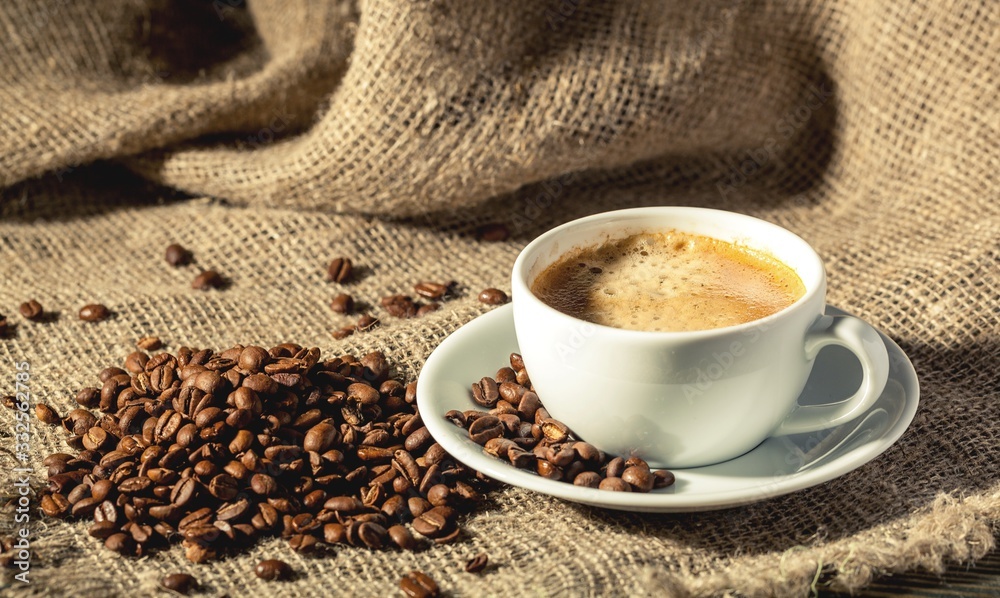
[{"left": 1, "top": 0, "right": 998, "bottom": 596}]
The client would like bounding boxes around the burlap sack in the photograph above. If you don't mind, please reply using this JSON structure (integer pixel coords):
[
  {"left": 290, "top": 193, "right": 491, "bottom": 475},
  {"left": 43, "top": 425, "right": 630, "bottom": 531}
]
[{"left": 1, "top": 0, "right": 997, "bottom": 596}]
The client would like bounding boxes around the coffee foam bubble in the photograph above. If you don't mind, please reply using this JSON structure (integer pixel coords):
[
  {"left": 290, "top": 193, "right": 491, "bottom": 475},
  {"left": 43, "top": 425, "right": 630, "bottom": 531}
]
[{"left": 531, "top": 231, "right": 805, "bottom": 332}]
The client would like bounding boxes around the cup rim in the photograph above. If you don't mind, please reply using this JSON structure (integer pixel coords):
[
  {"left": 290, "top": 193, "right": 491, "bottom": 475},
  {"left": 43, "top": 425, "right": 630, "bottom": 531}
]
[{"left": 511, "top": 206, "right": 826, "bottom": 339}]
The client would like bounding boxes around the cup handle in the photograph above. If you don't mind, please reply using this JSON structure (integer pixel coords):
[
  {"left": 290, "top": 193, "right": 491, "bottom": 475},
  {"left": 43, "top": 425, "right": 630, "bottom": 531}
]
[{"left": 773, "top": 314, "right": 890, "bottom": 436}]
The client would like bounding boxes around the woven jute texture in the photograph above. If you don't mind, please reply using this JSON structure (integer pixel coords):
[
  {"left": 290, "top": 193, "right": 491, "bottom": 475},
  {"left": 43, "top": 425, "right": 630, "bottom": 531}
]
[{"left": 1, "top": 0, "right": 998, "bottom": 596}]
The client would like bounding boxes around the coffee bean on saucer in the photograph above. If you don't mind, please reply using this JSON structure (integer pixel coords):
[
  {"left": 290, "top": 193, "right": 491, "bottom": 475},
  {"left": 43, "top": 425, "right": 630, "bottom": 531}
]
[
  {"left": 478, "top": 288, "right": 508, "bottom": 305},
  {"left": 19, "top": 299, "right": 43, "bottom": 321}
]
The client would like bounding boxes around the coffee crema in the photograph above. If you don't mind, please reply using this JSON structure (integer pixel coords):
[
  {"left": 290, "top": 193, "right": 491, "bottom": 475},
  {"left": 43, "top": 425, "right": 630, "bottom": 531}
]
[{"left": 530, "top": 230, "right": 806, "bottom": 332}]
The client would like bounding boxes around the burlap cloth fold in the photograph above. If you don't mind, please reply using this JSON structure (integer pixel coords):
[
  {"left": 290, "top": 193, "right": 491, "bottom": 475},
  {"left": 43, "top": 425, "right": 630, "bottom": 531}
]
[{"left": 1, "top": 0, "right": 997, "bottom": 596}]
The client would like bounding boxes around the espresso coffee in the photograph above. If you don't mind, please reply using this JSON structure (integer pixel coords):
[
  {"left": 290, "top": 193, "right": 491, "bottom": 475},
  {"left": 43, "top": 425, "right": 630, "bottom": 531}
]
[{"left": 530, "top": 230, "right": 806, "bottom": 332}]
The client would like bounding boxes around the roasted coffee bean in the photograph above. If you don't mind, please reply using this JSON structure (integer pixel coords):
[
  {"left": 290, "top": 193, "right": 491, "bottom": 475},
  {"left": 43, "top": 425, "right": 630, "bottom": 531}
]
[
  {"left": 105, "top": 532, "right": 135, "bottom": 555},
  {"left": 357, "top": 521, "right": 388, "bottom": 549},
  {"left": 326, "top": 257, "right": 353, "bottom": 283},
  {"left": 161, "top": 572, "right": 198, "bottom": 594},
  {"left": 573, "top": 471, "right": 602, "bottom": 488},
  {"left": 599, "top": 477, "right": 631, "bottom": 492},
  {"left": 75, "top": 387, "right": 100, "bottom": 408},
  {"left": 411, "top": 506, "right": 456, "bottom": 539},
  {"left": 288, "top": 533, "right": 319, "bottom": 553},
  {"left": 476, "top": 222, "right": 509, "bottom": 242},
  {"left": 191, "top": 269, "right": 225, "bottom": 291},
  {"left": 118, "top": 476, "right": 153, "bottom": 495},
  {"left": 323, "top": 522, "right": 346, "bottom": 544},
  {"left": 388, "top": 524, "right": 417, "bottom": 550},
  {"left": 539, "top": 418, "right": 570, "bottom": 443},
  {"left": 622, "top": 465, "right": 654, "bottom": 492},
  {"left": 413, "top": 281, "right": 449, "bottom": 300},
  {"left": 79, "top": 303, "right": 111, "bottom": 322},
  {"left": 67, "top": 484, "right": 91, "bottom": 505},
  {"left": 88, "top": 521, "right": 119, "bottom": 539},
  {"left": 19, "top": 299, "right": 43, "bottom": 320},
  {"left": 416, "top": 303, "right": 440, "bottom": 317},
  {"left": 137, "top": 336, "right": 163, "bottom": 351},
  {"left": 124, "top": 351, "right": 149, "bottom": 374},
  {"left": 465, "top": 552, "right": 489, "bottom": 573},
  {"left": 40, "top": 493, "right": 70, "bottom": 518},
  {"left": 255, "top": 558, "right": 292, "bottom": 581},
  {"left": 35, "top": 403, "right": 61, "bottom": 425},
  {"left": 381, "top": 295, "right": 418, "bottom": 318},
  {"left": 330, "top": 293, "right": 354, "bottom": 314},
  {"left": 208, "top": 474, "right": 239, "bottom": 500},
  {"left": 250, "top": 474, "right": 277, "bottom": 497},
  {"left": 400, "top": 571, "right": 440, "bottom": 598},
  {"left": 0, "top": 315, "right": 8, "bottom": 338},
  {"left": 332, "top": 326, "right": 355, "bottom": 340},
  {"left": 477, "top": 288, "right": 508, "bottom": 305},
  {"left": 165, "top": 244, "right": 192, "bottom": 266},
  {"left": 605, "top": 456, "right": 626, "bottom": 479},
  {"left": 653, "top": 469, "right": 676, "bottom": 489},
  {"left": 403, "top": 427, "right": 432, "bottom": 453},
  {"left": 355, "top": 314, "right": 379, "bottom": 332},
  {"left": 170, "top": 477, "right": 198, "bottom": 506},
  {"left": 467, "top": 415, "right": 503, "bottom": 445},
  {"left": 470, "top": 377, "right": 500, "bottom": 408}
]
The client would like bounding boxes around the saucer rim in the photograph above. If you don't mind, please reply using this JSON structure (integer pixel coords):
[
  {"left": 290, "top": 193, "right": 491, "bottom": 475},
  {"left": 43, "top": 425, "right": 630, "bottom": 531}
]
[{"left": 416, "top": 304, "right": 919, "bottom": 512}]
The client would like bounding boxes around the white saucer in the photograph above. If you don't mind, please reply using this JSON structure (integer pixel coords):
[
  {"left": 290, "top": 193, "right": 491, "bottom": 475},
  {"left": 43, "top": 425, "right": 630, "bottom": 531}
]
[{"left": 417, "top": 304, "right": 919, "bottom": 512}]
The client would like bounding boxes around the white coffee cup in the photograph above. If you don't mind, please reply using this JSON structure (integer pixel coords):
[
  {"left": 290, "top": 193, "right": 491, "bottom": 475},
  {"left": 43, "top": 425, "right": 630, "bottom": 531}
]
[{"left": 511, "top": 207, "right": 890, "bottom": 468}]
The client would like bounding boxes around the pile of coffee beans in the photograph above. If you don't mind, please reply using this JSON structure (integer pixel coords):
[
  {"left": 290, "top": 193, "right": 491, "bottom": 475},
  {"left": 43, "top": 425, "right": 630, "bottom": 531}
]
[
  {"left": 450, "top": 353, "right": 675, "bottom": 492},
  {"left": 36, "top": 344, "right": 491, "bottom": 562}
]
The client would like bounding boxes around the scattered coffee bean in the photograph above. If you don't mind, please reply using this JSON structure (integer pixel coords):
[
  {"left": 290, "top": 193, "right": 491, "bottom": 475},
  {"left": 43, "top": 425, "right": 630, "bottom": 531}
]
[
  {"left": 477, "top": 288, "right": 508, "bottom": 305},
  {"left": 255, "top": 558, "right": 292, "bottom": 581},
  {"left": 416, "top": 303, "right": 440, "bottom": 317},
  {"left": 326, "top": 257, "right": 353, "bottom": 283},
  {"left": 356, "top": 314, "right": 380, "bottom": 332},
  {"left": 19, "top": 299, "right": 43, "bottom": 321},
  {"left": 191, "top": 270, "right": 225, "bottom": 290},
  {"left": 476, "top": 222, "right": 510, "bottom": 242},
  {"left": 381, "top": 295, "right": 418, "bottom": 319},
  {"left": 164, "top": 243, "right": 191, "bottom": 267},
  {"left": 465, "top": 552, "right": 489, "bottom": 573},
  {"left": 79, "top": 304, "right": 111, "bottom": 322},
  {"left": 413, "top": 281, "right": 449, "bottom": 300},
  {"left": 330, "top": 293, "right": 354, "bottom": 314},
  {"left": 400, "top": 570, "right": 440, "bottom": 598},
  {"left": 161, "top": 572, "right": 198, "bottom": 594},
  {"left": 36, "top": 345, "right": 491, "bottom": 563},
  {"left": 35, "top": 404, "right": 61, "bottom": 425},
  {"left": 137, "top": 336, "right": 162, "bottom": 351},
  {"left": 165, "top": 244, "right": 192, "bottom": 267},
  {"left": 332, "top": 326, "right": 355, "bottom": 340},
  {"left": 0, "top": 314, "right": 9, "bottom": 337}
]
